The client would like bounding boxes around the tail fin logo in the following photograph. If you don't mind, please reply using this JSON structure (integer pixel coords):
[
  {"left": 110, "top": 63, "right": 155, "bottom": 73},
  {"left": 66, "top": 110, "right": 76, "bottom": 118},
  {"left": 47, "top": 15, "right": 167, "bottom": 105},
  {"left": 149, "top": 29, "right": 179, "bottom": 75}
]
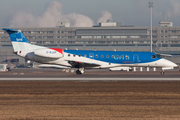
[{"left": 16, "top": 38, "right": 23, "bottom": 42}]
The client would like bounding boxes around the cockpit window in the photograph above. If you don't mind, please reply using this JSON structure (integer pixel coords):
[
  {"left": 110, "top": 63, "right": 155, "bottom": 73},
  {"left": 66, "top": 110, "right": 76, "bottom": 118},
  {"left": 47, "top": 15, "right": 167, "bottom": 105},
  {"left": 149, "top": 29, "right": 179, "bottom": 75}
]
[
  {"left": 152, "top": 55, "right": 156, "bottom": 58},
  {"left": 152, "top": 54, "right": 161, "bottom": 59},
  {"left": 156, "top": 55, "right": 161, "bottom": 58}
]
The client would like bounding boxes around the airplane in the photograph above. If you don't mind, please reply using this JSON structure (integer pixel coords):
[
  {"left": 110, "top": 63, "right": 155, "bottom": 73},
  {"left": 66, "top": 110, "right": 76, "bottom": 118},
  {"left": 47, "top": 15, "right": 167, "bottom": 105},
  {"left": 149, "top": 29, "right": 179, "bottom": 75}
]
[{"left": 3, "top": 28, "right": 177, "bottom": 75}]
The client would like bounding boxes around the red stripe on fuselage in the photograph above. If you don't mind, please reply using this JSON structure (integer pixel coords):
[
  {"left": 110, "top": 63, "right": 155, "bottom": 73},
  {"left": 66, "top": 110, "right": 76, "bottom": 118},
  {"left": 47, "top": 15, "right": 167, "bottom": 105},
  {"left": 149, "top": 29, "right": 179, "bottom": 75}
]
[
  {"left": 75, "top": 61, "right": 82, "bottom": 63},
  {"left": 50, "top": 48, "right": 63, "bottom": 54}
]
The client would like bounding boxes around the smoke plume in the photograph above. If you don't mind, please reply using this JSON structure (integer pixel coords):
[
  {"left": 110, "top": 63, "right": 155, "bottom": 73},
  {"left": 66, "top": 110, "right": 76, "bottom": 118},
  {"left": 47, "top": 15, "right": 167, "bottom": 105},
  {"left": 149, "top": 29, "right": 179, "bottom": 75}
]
[
  {"left": 167, "top": 0, "right": 180, "bottom": 18},
  {"left": 97, "top": 11, "right": 112, "bottom": 23},
  {"left": 9, "top": 1, "right": 95, "bottom": 27}
]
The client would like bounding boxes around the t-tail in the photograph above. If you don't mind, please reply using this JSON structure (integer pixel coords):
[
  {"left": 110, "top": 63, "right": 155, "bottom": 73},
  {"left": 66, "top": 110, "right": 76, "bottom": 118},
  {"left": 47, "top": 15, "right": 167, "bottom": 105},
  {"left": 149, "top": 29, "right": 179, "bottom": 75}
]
[{"left": 2, "top": 28, "right": 45, "bottom": 53}]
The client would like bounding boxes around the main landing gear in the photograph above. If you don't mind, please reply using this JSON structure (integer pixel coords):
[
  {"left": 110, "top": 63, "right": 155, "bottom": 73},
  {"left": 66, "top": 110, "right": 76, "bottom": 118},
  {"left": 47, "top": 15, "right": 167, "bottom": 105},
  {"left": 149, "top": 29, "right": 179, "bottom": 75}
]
[
  {"left": 76, "top": 70, "right": 82, "bottom": 75},
  {"left": 76, "top": 68, "right": 84, "bottom": 75}
]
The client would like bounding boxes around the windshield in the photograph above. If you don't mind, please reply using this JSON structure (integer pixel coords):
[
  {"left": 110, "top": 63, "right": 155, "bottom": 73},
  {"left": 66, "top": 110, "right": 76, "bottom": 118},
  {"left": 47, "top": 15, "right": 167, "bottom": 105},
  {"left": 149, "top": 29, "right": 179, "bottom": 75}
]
[{"left": 152, "top": 54, "right": 162, "bottom": 59}]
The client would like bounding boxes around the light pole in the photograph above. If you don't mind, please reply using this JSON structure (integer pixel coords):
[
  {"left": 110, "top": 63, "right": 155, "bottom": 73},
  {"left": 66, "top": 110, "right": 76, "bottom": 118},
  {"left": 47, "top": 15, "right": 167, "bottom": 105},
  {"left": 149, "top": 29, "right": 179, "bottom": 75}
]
[{"left": 149, "top": 2, "right": 153, "bottom": 52}]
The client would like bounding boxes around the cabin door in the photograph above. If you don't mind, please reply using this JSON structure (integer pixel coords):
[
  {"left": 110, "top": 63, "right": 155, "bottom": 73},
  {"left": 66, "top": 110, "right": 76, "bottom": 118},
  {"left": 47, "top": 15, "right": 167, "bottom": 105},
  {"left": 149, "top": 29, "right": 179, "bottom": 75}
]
[{"left": 133, "top": 54, "right": 139, "bottom": 64}]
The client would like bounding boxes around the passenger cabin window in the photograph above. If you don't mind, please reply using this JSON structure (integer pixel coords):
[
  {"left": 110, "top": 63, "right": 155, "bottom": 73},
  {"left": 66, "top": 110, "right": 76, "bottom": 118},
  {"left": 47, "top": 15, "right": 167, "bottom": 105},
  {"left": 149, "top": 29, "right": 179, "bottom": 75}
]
[
  {"left": 68, "top": 54, "right": 70, "bottom": 57},
  {"left": 95, "top": 55, "right": 98, "bottom": 58},
  {"left": 112, "top": 55, "right": 114, "bottom": 58},
  {"left": 73, "top": 54, "right": 76, "bottom": 57},
  {"left": 101, "top": 55, "right": 104, "bottom": 58},
  {"left": 121, "top": 55, "right": 124, "bottom": 59},
  {"left": 84, "top": 54, "right": 87, "bottom": 57},
  {"left": 106, "top": 55, "right": 109, "bottom": 58},
  {"left": 79, "top": 54, "right": 81, "bottom": 57},
  {"left": 125, "top": 55, "right": 129, "bottom": 60}
]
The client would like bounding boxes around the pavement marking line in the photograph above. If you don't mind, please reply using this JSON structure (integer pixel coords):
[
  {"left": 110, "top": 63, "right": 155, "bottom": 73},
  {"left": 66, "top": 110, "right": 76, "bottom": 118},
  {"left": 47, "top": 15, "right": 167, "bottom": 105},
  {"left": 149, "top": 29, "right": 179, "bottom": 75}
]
[{"left": 0, "top": 78, "right": 180, "bottom": 81}]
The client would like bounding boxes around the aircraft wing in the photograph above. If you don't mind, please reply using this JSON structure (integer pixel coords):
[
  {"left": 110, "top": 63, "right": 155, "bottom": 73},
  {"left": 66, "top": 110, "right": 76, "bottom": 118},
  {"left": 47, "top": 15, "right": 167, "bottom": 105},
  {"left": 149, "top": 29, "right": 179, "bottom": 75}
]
[
  {"left": 67, "top": 60, "right": 101, "bottom": 68},
  {"left": 156, "top": 53, "right": 180, "bottom": 58},
  {"left": 157, "top": 54, "right": 172, "bottom": 57},
  {"left": 38, "top": 64, "right": 70, "bottom": 69}
]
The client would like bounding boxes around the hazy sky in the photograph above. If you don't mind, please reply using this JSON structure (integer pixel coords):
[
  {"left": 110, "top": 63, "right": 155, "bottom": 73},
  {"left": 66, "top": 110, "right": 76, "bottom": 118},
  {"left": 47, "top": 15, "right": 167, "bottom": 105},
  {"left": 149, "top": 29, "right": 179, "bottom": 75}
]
[{"left": 0, "top": 0, "right": 180, "bottom": 27}]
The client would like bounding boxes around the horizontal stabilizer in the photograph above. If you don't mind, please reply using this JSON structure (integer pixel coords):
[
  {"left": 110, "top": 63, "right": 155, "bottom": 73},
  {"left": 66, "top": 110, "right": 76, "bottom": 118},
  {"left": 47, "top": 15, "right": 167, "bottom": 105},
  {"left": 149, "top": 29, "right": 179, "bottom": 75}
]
[{"left": 2, "top": 28, "right": 19, "bottom": 34}]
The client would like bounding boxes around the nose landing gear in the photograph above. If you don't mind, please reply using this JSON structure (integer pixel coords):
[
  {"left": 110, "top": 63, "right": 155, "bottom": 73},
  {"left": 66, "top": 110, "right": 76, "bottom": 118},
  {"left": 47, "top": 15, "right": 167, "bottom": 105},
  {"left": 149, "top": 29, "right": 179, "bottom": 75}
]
[{"left": 160, "top": 71, "right": 164, "bottom": 75}]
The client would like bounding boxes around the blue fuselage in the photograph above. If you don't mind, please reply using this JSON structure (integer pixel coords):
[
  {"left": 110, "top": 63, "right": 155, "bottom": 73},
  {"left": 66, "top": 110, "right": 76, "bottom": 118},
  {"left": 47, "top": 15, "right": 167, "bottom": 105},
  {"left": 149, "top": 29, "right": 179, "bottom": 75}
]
[{"left": 65, "top": 50, "right": 160, "bottom": 64}]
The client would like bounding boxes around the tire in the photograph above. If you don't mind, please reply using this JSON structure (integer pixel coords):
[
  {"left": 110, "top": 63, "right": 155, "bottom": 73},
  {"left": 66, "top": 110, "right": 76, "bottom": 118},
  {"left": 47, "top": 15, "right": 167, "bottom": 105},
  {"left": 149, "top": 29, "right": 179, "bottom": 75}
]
[
  {"left": 76, "top": 70, "right": 82, "bottom": 75},
  {"left": 160, "top": 71, "right": 164, "bottom": 75}
]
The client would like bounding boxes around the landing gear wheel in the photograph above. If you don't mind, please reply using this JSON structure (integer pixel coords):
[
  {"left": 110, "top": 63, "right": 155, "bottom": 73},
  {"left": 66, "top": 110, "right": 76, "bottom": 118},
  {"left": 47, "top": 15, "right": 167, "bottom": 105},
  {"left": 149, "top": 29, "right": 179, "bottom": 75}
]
[
  {"left": 160, "top": 71, "right": 164, "bottom": 75},
  {"left": 76, "top": 70, "right": 82, "bottom": 75}
]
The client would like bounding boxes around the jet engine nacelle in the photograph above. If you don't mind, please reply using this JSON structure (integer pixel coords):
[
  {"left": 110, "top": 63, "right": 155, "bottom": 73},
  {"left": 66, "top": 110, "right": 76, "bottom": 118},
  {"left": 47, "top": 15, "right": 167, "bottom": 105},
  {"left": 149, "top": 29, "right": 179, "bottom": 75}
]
[{"left": 34, "top": 48, "right": 63, "bottom": 59}]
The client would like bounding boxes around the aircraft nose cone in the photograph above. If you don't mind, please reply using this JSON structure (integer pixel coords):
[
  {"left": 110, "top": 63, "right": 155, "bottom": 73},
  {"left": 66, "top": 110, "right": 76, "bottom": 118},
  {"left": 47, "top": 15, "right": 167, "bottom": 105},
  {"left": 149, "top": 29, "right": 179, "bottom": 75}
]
[
  {"left": 172, "top": 62, "right": 177, "bottom": 67},
  {"left": 163, "top": 59, "right": 177, "bottom": 67}
]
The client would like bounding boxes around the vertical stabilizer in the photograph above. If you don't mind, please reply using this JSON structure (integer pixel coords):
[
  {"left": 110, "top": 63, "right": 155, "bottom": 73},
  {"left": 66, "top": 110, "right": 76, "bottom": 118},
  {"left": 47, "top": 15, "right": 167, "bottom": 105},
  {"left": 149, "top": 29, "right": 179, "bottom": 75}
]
[{"left": 3, "top": 28, "right": 44, "bottom": 52}]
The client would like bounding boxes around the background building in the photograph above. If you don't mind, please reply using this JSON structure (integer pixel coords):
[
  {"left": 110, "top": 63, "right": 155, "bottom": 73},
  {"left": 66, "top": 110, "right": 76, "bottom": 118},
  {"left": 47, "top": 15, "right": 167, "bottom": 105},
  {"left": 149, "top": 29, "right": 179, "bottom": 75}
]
[{"left": 0, "top": 21, "right": 180, "bottom": 67}]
